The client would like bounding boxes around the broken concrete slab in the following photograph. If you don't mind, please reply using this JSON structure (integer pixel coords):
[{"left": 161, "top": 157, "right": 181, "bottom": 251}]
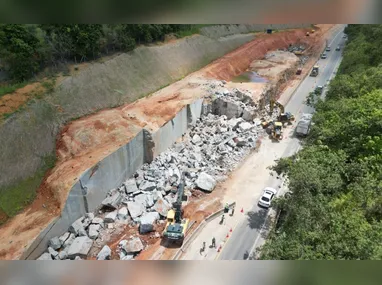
[
  {"left": 124, "top": 179, "right": 139, "bottom": 194},
  {"left": 120, "top": 237, "right": 144, "bottom": 253},
  {"left": 117, "top": 207, "right": 128, "bottom": 220},
  {"left": 67, "top": 236, "right": 93, "bottom": 259},
  {"left": 127, "top": 201, "right": 145, "bottom": 219},
  {"left": 195, "top": 172, "right": 217, "bottom": 192},
  {"left": 139, "top": 180, "right": 156, "bottom": 192},
  {"left": 68, "top": 218, "right": 87, "bottom": 237},
  {"left": 88, "top": 224, "right": 101, "bottom": 240},
  {"left": 104, "top": 210, "right": 118, "bottom": 223},
  {"left": 37, "top": 252, "right": 53, "bottom": 260},
  {"left": 48, "top": 236, "right": 62, "bottom": 250},
  {"left": 101, "top": 192, "right": 122, "bottom": 209},
  {"left": 91, "top": 217, "right": 104, "bottom": 227},
  {"left": 140, "top": 212, "right": 160, "bottom": 226},
  {"left": 238, "top": 122, "right": 252, "bottom": 132},
  {"left": 152, "top": 197, "right": 171, "bottom": 217},
  {"left": 48, "top": 246, "right": 59, "bottom": 259},
  {"left": 58, "top": 250, "right": 68, "bottom": 260},
  {"left": 97, "top": 245, "right": 111, "bottom": 260},
  {"left": 134, "top": 194, "right": 148, "bottom": 207},
  {"left": 62, "top": 233, "right": 76, "bottom": 249}
]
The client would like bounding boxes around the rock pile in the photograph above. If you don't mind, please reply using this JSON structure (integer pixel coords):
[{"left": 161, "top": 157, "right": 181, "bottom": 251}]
[{"left": 37, "top": 83, "right": 269, "bottom": 261}]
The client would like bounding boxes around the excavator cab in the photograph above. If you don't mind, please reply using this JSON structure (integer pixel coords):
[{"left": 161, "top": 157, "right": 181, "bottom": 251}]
[
  {"left": 271, "top": 122, "right": 283, "bottom": 141},
  {"left": 278, "top": 112, "right": 295, "bottom": 125}
]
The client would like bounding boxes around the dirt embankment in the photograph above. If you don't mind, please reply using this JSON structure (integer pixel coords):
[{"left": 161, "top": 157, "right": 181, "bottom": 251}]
[{"left": 0, "top": 25, "right": 336, "bottom": 260}]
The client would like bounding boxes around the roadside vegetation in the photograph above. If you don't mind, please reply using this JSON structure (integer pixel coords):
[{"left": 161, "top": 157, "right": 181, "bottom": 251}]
[
  {"left": 0, "top": 24, "right": 207, "bottom": 84},
  {"left": 260, "top": 25, "right": 382, "bottom": 259}
]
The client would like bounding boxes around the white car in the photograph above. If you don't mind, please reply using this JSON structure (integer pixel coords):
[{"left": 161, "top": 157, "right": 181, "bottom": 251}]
[{"left": 258, "top": 187, "right": 278, "bottom": 208}]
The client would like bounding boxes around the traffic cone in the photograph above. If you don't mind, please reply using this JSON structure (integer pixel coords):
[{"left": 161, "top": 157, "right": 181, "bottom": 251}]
[
  {"left": 217, "top": 245, "right": 221, "bottom": 252},
  {"left": 226, "top": 233, "right": 229, "bottom": 238},
  {"left": 230, "top": 228, "right": 232, "bottom": 232},
  {"left": 240, "top": 207, "right": 244, "bottom": 213}
]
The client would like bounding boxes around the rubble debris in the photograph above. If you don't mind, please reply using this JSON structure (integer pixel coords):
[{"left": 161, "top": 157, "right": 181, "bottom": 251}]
[
  {"left": 97, "top": 245, "right": 111, "bottom": 260},
  {"left": 119, "top": 237, "right": 144, "bottom": 253},
  {"left": 195, "top": 172, "right": 217, "bottom": 192},
  {"left": 152, "top": 197, "right": 171, "bottom": 217},
  {"left": 124, "top": 179, "right": 139, "bottom": 193},
  {"left": 58, "top": 250, "right": 68, "bottom": 260},
  {"left": 117, "top": 207, "right": 128, "bottom": 220},
  {"left": 48, "top": 247, "right": 59, "bottom": 259},
  {"left": 101, "top": 192, "right": 122, "bottom": 209},
  {"left": 69, "top": 218, "right": 87, "bottom": 237},
  {"left": 37, "top": 253, "right": 53, "bottom": 260},
  {"left": 48, "top": 236, "right": 62, "bottom": 250},
  {"left": 67, "top": 236, "right": 93, "bottom": 259},
  {"left": 127, "top": 201, "right": 146, "bottom": 219},
  {"left": 88, "top": 224, "right": 101, "bottom": 239},
  {"left": 104, "top": 210, "right": 118, "bottom": 223}
]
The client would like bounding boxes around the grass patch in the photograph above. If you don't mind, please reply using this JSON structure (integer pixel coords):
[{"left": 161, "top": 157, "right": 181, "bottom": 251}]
[
  {"left": 41, "top": 78, "right": 56, "bottom": 94},
  {"left": 175, "top": 24, "right": 216, "bottom": 38},
  {"left": 0, "top": 154, "right": 56, "bottom": 224},
  {"left": 0, "top": 81, "right": 29, "bottom": 98}
]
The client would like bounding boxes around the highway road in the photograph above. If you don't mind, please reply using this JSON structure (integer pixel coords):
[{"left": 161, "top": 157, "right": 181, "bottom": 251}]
[
  {"left": 217, "top": 25, "right": 346, "bottom": 260},
  {"left": 179, "top": 25, "right": 347, "bottom": 261}
]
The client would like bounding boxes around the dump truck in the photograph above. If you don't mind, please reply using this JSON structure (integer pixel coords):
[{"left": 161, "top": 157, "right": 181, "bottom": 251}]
[
  {"left": 295, "top": 113, "right": 313, "bottom": 137},
  {"left": 162, "top": 172, "right": 190, "bottom": 245},
  {"left": 310, "top": 65, "right": 319, "bottom": 77}
]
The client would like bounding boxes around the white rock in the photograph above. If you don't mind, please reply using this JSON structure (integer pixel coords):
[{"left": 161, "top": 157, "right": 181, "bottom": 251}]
[
  {"left": 140, "top": 212, "right": 160, "bottom": 226},
  {"left": 238, "top": 122, "right": 252, "bottom": 131},
  {"left": 48, "top": 246, "right": 59, "bottom": 259},
  {"left": 139, "top": 180, "right": 156, "bottom": 192},
  {"left": 88, "top": 224, "right": 101, "bottom": 239},
  {"left": 69, "top": 218, "right": 87, "bottom": 237},
  {"left": 58, "top": 250, "right": 68, "bottom": 260},
  {"left": 120, "top": 237, "right": 144, "bottom": 253},
  {"left": 48, "top": 236, "right": 62, "bottom": 250},
  {"left": 117, "top": 207, "right": 128, "bottom": 220},
  {"left": 195, "top": 172, "right": 217, "bottom": 192},
  {"left": 152, "top": 197, "right": 172, "bottom": 217},
  {"left": 124, "top": 179, "right": 139, "bottom": 193},
  {"left": 37, "top": 253, "right": 53, "bottom": 260},
  {"left": 191, "top": 134, "right": 202, "bottom": 145},
  {"left": 127, "top": 201, "right": 145, "bottom": 219},
  {"left": 97, "top": 245, "right": 111, "bottom": 260},
  {"left": 104, "top": 210, "right": 118, "bottom": 223},
  {"left": 67, "top": 236, "right": 93, "bottom": 259},
  {"left": 101, "top": 192, "right": 122, "bottom": 209}
]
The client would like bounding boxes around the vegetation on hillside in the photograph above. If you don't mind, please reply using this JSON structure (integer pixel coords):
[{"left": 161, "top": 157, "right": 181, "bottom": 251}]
[
  {"left": 0, "top": 24, "right": 201, "bottom": 82},
  {"left": 259, "top": 24, "right": 382, "bottom": 259}
]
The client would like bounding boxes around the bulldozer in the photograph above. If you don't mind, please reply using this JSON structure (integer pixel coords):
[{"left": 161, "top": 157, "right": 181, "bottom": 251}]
[
  {"left": 271, "top": 122, "right": 283, "bottom": 141},
  {"left": 162, "top": 172, "right": 190, "bottom": 245}
]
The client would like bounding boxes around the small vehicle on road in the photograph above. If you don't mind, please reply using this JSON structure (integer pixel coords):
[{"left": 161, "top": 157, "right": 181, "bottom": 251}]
[
  {"left": 321, "top": 53, "right": 327, "bottom": 59},
  {"left": 336, "top": 46, "right": 341, "bottom": 51},
  {"left": 314, "top": 85, "right": 323, "bottom": 95},
  {"left": 296, "top": 67, "right": 302, "bottom": 75},
  {"left": 326, "top": 46, "right": 331, "bottom": 52},
  {"left": 258, "top": 187, "right": 278, "bottom": 208}
]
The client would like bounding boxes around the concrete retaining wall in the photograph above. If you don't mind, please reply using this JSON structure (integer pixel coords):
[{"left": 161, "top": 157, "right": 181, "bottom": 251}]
[{"left": 23, "top": 100, "right": 204, "bottom": 260}]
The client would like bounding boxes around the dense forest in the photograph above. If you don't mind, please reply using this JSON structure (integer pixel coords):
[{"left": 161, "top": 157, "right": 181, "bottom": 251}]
[
  {"left": 0, "top": 24, "right": 197, "bottom": 82},
  {"left": 260, "top": 25, "right": 382, "bottom": 259}
]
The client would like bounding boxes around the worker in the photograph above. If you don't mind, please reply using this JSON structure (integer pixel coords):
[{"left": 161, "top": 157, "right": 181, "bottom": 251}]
[
  {"left": 220, "top": 214, "right": 225, "bottom": 225},
  {"left": 231, "top": 205, "right": 235, "bottom": 216},
  {"left": 212, "top": 237, "right": 216, "bottom": 248},
  {"left": 224, "top": 203, "right": 229, "bottom": 213}
]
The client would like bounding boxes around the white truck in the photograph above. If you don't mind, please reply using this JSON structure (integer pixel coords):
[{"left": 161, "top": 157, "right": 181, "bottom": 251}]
[{"left": 295, "top": 113, "right": 313, "bottom": 137}]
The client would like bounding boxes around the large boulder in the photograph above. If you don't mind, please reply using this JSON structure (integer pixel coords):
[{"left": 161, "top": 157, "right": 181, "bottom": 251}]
[
  {"left": 119, "top": 237, "right": 144, "bottom": 253},
  {"left": 101, "top": 192, "right": 122, "bottom": 209},
  {"left": 60, "top": 233, "right": 76, "bottom": 250},
  {"left": 37, "top": 253, "right": 53, "bottom": 260},
  {"left": 68, "top": 218, "right": 87, "bottom": 237},
  {"left": 104, "top": 210, "right": 118, "bottom": 223},
  {"left": 139, "top": 181, "right": 156, "bottom": 192},
  {"left": 195, "top": 172, "right": 217, "bottom": 192},
  {"left": 127, "top": 201, "right": 145, "bottom": 219},
  {"left": 67, "top": 236, "right": 93, "bottom": 259},
  {"left": 48, "top": 247, "right": 59, "bottom": 259},
  {"left": 88, "top": 224, "right": 101, "bottom": 240},
  {"left": 97, "top": 245, "right": 111, "bottom": 260},
  {"left": 117, "top": 207, "right": 128, "bottom": 220},
  {"left": 134, "top": 194, "right": 148, "bottom": 207},
  {"left": 48, "top": 236, "right": 62, "bottom": 250},
  {"left": 152, "top": 197, "right": 171, "bottom": 217},
  {"left": 140, "top": 212, "right": 159, "bottom": 226},
  {"left": 124, "top": 179, "right": 139, "bottom": 194}
]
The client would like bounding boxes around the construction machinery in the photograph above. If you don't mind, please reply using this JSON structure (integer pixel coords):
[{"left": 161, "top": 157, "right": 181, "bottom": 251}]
[
  {"left": 296, "top": 68, "right": 302, "bottom": 75},
  {"left": 310, "top": 65, "right": 319, "bottom": 77},
  {"left": 162, "top": 172, "right": 190, "bottom": 245},
  {"left": 271, "top": 122, "right": 283, "bottom": 141},
  {"left": 278, "top": 112, "right": 295, "bottom": 126}
]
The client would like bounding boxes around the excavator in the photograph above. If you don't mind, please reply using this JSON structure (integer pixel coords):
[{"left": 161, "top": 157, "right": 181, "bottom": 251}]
[
  {"left": 162, "top": 172, "right": 190, "bottom": 245},
  {"left": 271, "top": 100, "right": 295, "bottom": 125},
  {"left": 271, "top": 122, "right": 283, "bottom": 141}
]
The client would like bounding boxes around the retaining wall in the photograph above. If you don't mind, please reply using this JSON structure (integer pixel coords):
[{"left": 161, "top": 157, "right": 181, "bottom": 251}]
[{"left": 23, "top": 99, "right": 204, "bottom": 260}]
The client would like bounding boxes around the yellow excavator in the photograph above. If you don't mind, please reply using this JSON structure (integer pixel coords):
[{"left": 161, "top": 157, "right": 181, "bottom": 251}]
[
  {"left": 270, "top": 100, "right": 295, "bottom": 125},
  {"left": 271, "top": 122, "right": 283, "bottom": 141},
  {"left": 162, "top": 172, "right": 190, "bottom": 245}
]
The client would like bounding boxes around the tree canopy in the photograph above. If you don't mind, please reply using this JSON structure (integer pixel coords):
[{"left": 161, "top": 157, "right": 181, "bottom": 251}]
[{"left": 260, "top": 25, "right": 382, "bottom": 260}]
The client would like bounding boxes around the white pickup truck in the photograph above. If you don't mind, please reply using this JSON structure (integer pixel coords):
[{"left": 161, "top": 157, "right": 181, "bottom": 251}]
[{"left": 295, "top": 113, "right": 313, "bottom": 136}]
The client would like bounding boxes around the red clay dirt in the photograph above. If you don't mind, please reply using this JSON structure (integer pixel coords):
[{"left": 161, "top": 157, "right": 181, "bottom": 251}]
[{"left": 0, "top": 25, "right": 336, "bottom": 260}]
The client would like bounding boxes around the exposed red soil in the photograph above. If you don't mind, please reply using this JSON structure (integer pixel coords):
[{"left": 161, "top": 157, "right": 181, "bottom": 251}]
[{"left": 0, "top": 25, "right": 337, "bottom": 260}]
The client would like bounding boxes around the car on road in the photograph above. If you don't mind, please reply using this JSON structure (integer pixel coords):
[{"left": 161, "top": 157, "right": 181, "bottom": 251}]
[
  {"left": 314, "top": 85, "right": 323, "bottom": 95},
  {"left": 321, "top": 53, "right": 327, "bottom": 59},
  {"left": 343, "top": 34, "right": 347, "bottom": 38},
  {"left": 326, "top": 46, "right": 331, "bottom": 52},
  {"left": 336, "top": 46, "right": 341, "bottom": 51},
  {"left": 258, "top": 187, "right": 277, "bottom": 208}
]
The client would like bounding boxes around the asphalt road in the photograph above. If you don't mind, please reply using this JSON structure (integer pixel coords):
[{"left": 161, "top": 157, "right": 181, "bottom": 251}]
[{"left": 218, "top": 26, "right": 346, "bottom": 260}]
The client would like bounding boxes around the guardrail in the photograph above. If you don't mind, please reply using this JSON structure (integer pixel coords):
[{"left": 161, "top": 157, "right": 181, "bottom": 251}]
[{"left": 172, "top": 202, "right": 236, "bottom": 260}]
